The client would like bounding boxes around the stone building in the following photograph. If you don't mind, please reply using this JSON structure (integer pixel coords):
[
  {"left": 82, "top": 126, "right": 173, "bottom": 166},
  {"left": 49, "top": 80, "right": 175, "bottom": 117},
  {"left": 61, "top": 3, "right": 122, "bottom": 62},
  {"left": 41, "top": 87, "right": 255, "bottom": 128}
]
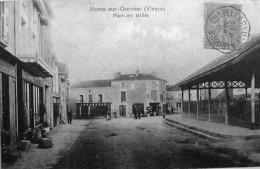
[
  {"left": 70, "top": 80, "right": 112, "bottom": 118},
  {"left": 58, "top": 62, "right": 70, "bottom": 123},
  {"left": 1, "top": 1, "right": 68, "bottom": 166},
  {"left": 111, "top": 70, "right": 167, "bottom": 117},
  {"left": 70, "top": 69, "right": 167, "bottom": 118}
]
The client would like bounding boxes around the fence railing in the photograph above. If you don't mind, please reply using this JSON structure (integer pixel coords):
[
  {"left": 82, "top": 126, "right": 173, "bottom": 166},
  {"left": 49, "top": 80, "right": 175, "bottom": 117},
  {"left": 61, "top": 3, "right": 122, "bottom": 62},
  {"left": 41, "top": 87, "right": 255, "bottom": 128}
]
[{"left": 182, "top": 99, "right": 260, "bottom": 128}]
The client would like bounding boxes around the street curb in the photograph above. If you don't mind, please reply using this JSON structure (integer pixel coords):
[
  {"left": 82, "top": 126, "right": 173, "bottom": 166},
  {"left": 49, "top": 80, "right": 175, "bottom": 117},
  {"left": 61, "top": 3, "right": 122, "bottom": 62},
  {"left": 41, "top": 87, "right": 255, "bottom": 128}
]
[
  {"left": 164, "top": 118, "right": 260, "bottom": 140},
  {"left": 164, "top": 119, "right": 224, "bottom": 140}
]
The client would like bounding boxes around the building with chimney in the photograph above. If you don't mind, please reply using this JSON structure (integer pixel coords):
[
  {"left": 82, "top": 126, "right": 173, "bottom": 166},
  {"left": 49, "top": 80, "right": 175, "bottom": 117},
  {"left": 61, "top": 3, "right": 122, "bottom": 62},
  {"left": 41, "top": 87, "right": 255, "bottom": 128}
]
[{"left": 70, "top": 69, "right": 167, "bottom": 118}]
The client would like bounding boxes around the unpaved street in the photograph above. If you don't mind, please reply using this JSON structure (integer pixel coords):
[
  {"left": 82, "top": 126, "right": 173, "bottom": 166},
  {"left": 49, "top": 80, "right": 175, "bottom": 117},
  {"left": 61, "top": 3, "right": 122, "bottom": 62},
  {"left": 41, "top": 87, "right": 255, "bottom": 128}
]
[{"left": 53, "top": 117, "right": 259, "bottom": 169}]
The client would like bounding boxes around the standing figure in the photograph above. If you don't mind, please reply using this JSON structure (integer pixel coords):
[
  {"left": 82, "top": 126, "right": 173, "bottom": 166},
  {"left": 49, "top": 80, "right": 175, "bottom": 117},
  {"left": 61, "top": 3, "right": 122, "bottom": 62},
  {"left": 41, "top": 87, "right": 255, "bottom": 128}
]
[
  {"left": 67, "top": 109, "right": 73, "bottom": 124},
  {"left": 106, "top": 111, "right": 111, "bottom": 121},
  {"left": 40, "top": 103, "right": 46, "bottom": 124},
  {"left": 137, "top": 110, "right": 141, "bottom": 119}
]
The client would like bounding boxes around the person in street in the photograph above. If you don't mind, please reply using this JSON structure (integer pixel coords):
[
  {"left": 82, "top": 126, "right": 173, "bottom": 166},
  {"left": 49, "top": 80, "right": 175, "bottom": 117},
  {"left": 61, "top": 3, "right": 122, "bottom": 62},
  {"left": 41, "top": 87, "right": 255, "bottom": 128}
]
[
  {"left": 138, "top": 110, "right": 141, "bottom": 119},
  {"left": 40, "top": 103, "right": 46, "bottom": 124},
  {"left": 67, "top": 109, "right": 73, "bottom": 124},
  {"left": 106, "top": 111, "right": 111, "bottom": 121},
  {"left": 133, "top": 111, "right": 137, "bottom": 119}
]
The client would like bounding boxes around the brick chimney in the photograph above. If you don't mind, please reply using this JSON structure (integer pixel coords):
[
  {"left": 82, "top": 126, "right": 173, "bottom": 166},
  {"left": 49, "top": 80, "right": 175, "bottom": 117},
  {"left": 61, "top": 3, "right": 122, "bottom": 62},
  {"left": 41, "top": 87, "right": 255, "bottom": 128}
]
[{"left": 113, "top": 72, "right": 121, "bottom": 79}]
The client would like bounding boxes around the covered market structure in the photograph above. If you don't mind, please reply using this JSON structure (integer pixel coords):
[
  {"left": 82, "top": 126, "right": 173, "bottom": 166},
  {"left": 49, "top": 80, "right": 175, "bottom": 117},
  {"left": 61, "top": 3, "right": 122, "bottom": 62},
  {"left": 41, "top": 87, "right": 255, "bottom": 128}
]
[{"left": 175, "top": 35, "right": 260, "bottom": 129}]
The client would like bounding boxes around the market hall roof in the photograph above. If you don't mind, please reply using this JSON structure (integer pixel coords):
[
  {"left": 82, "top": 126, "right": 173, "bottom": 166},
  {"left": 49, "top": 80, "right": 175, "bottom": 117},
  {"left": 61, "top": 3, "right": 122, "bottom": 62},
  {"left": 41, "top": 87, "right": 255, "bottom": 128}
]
[
  {"left": 174, "top": 34, "right": 260, "bottom": 89},
  {"left": 113, "top": 73, "right": 166, "bottom": 82},
  {"left": 71, "top": 80, "right": 112, "bottom": 88},
  {"left": 166, "top": 85, "right": 181, "bottom": 91}
]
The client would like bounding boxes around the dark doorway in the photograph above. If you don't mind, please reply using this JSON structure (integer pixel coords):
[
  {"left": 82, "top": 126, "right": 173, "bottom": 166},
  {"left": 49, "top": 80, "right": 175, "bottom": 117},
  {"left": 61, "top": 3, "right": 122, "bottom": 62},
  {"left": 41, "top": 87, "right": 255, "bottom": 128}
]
[
  {"left": 81, "top": 106, "right": 89, "bottom": 119},
  {"left": 53, "top": 102, "right": 59, "bottom": 127},
  {"left": 132, "top": 103, "right": 144, "bottom": 116},
  {"left": 119, "top": 105, "right": 126, "bottom": 117},
  {"left": 29, "top": 84, "right": 34, "bottom": 128},
  {"left": 2, "top": 74, "right": 10, "bottom": 131},
  {"left": 149, "top": 103, "right": 160, "bottom": 116},
  {"left": 90, "top": 106, "right": 108, "bottom": 118}
]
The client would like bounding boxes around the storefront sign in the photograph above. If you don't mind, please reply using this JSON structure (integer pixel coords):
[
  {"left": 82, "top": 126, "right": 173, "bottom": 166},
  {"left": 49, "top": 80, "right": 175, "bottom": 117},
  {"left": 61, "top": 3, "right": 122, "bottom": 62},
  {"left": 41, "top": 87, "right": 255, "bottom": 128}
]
[{"left": 0, "top": 58, "right": 15, "bottom": 77}]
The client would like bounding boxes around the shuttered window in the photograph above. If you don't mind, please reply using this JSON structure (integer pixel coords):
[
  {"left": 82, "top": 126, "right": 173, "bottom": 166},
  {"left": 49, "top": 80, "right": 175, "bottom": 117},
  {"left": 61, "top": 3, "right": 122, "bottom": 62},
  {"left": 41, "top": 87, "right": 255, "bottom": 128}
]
[
  {"left": 151, "top": 90, "right": 157, "bottom": 100},
  {"left": 79, "top": 95, "right": 83, "bottom": 103},
  {"left": 0, "top": 2, "right": 8, "bottom": 44},
  {"left": 121, "top": 91, "right": 126, "bottom": 102},
  {"left": 89, "top": 94, "right": 93, "bottom": 102}
]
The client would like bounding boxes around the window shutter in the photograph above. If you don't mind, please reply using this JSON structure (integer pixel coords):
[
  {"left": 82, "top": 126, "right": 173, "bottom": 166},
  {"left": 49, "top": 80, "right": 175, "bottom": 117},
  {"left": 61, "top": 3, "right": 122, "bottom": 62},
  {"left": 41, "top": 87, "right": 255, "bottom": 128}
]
[
  {"left": 3, "top": 1, "right": 8, "bottom": 43},
  {"left": 0, "top": 2, "right": 3, "bottom": 39},
  {"left": 151, "top": 90, "right": 157, "bottom": 100},
  {"left": 121, "top": 91, "right": 126, "bottom": 102}
]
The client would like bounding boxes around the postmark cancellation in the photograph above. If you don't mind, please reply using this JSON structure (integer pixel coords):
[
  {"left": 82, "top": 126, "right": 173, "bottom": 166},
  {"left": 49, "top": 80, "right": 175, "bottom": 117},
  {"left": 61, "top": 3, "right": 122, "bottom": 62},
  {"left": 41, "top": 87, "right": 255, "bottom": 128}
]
[{"left": 204, "top": 3, "right": 250, "bottom": 53}]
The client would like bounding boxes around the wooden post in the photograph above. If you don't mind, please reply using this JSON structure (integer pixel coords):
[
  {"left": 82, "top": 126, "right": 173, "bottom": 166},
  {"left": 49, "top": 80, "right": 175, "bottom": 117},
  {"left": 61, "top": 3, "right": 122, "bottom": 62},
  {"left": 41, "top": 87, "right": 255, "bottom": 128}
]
[
  {"left": 88, "top": 105, "right": 91, "bottom": 116},
  {"left": 196, "top": 86, "right": 199, "bottom": 120},
  {"left": 208, "top": 82, "right": 211, "bottom": 121},
  {"left": 245, "top": 87, "right": 248, "bottom": 99},
  {"left": 251, "top": 71, "right": 256, "bottom": 129},
  {"left": 181, "top": 87, "right": 184, "bottom": 113},
  {"left": 0, "top": 73, "right": 2, "bottom": 169},
  {"left": 224, "top": 81, "right": 229, "bottom": 125},
  {"left": 188, "top": 88, "right": 191, "bottom": 117}
]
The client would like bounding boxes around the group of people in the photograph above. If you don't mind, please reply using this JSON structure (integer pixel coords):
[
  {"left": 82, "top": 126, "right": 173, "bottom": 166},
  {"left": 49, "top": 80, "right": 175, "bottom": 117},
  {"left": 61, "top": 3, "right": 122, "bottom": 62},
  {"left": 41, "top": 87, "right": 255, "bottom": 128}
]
[{"left": 133, "top": 110, "right": 141, "bottom": 119}]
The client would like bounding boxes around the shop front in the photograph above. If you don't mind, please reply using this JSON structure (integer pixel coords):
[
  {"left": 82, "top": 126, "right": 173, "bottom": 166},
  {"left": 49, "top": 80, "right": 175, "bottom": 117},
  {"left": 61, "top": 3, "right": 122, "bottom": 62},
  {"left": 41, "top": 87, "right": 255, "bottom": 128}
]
[
  {"left": 0, "top": 48, "right": 21, "bottom": 167},
  {"left": 76, "top": 102, "right": 111, "bottom": 119},
  {"left": 0, "top": 57, "right": 18, "bottom": 147},
  {"left": 149, "top": 103, "right": 160, "bottom": 116},
  {"left": 18, "top": 56, "right": 54, "bottom": 139}
]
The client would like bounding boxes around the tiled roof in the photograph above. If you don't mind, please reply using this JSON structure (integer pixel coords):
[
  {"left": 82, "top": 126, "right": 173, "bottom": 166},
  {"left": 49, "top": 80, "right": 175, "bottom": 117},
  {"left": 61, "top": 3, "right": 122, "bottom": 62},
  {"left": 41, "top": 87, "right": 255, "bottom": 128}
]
[
  {"left": 71, "top": 80, "right": 112, "bottom": 88},
  {"left": 113, "top": 73, "right": 166, "bottom": 81},
  {"left": 166, "top": 85, "right": 181, "bottom": 91},
  {"left": 175, "top": 34, "right": 260, "bottom": 87}
]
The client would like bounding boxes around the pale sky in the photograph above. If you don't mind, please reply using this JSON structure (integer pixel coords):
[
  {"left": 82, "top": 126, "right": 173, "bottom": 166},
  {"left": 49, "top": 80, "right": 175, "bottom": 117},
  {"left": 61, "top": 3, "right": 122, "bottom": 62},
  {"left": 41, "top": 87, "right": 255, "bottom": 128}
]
[{"left": 50, "top": 0, "right": 260, "bottom": 85}]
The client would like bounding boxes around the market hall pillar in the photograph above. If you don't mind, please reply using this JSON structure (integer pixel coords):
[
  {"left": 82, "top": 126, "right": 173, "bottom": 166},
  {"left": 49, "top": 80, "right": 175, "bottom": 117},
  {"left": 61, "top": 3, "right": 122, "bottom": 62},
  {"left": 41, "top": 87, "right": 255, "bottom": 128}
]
[
  {"left": 181, "top": 87, "right": 184, "bottom": 113},
  {"left": 224, "top": 81, "right": 229, "bottom": 125},
  {"left": 188, "top": 88, "right": 191, "bottom": 117},
  {"left": 251, "top": 71, "right": 256, "bottom": 130},
  {"left": 208, "top": 82, "right": 211, "bottom": 122},
  {"left": 196, "top": 86, "right": 199, "bottom": 120}
]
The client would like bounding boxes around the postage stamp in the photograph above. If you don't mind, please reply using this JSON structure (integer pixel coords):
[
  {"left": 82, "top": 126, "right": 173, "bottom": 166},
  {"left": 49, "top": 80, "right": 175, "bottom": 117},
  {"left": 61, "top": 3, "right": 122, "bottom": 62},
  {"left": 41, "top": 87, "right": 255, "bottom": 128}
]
[{"left": 204, "top": 3, "right": 250, "bottom": 53}]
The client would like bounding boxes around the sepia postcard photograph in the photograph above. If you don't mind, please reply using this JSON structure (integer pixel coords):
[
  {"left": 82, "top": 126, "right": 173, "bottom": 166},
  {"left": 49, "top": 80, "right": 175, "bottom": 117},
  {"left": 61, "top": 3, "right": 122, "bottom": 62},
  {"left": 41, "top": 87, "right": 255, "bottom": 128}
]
[{"left": 1, "top": 0, "right": 260, "bottom": 168}]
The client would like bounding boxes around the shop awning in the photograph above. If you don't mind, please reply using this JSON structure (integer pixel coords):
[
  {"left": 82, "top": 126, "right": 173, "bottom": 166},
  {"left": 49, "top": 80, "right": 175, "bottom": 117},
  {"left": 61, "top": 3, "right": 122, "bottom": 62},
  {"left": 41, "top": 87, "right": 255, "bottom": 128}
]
[
  {"left": 175, "top": 35, "right": 260, "bottom": 89},
  {"left": 20, "top": 56, "right": 54, "bottom": 78},
  {"left": 76, "top": 102, "right": 112, "bottom": 106}
]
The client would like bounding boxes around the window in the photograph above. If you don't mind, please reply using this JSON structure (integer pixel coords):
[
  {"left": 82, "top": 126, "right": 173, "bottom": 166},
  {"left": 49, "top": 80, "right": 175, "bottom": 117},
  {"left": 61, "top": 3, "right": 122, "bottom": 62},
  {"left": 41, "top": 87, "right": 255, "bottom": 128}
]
[
  {"left": 79, "top": 95, "right": 83, "bottom": 103},
  {"left": 121, "top": 91, "right": 126, "bottom": 102},
  {"left": 121, "top": 82, "right": 126, "bottom": 89},
  {"left": 89, "top": 94, "right": 93, "bottom": 102},
  {"left": 131, "top": 82, "right": 135, "bottom": 90},
  {"left": 151, "top": 90, "right": 157, "bottom": 100},
  {"left": 152, "top": 81, "right": 157, "bottom": 88},
  {"left": 0, "top": 2, "right": 8, "bottom": 45},
  {"left": 178, "top": 94, "right": 182, "bottom": 100},
  {"left": 98, "top": 94, "right": 102, "bottom": 102},
  {"left": 160, "top": 95, "right": 163, "bottom": 102}
]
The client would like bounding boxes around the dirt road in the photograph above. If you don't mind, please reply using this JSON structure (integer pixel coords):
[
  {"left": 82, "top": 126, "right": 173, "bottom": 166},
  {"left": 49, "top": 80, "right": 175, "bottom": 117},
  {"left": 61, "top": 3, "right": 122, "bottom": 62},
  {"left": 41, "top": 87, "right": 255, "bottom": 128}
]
[{"left": 53, "top": 117, "right": 259, "bottom": 169}]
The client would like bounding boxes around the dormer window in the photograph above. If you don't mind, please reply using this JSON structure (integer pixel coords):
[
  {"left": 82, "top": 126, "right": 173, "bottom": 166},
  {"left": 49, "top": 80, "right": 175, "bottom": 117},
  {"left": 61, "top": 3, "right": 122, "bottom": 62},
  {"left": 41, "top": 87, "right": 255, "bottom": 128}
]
[{"left": 121, "top": 82, "right": 126, "bottom": 89}]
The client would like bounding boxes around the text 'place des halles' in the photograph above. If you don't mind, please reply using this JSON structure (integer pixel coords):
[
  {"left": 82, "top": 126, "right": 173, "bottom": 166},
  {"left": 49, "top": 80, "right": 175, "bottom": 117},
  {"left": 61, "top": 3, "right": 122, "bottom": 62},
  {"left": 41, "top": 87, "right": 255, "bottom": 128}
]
[{"left": 1, "top": 0, "right": 260, "bottom": 169}]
